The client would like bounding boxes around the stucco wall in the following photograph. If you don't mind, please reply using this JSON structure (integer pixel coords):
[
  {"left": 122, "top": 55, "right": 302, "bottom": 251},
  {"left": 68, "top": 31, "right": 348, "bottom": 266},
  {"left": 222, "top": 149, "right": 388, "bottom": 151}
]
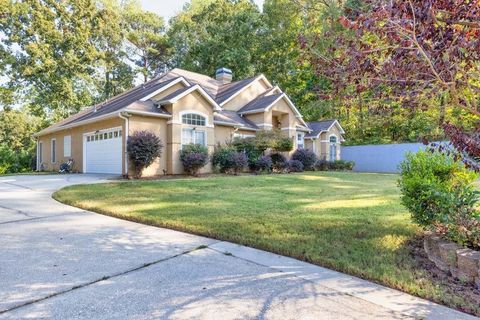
[
  {"left": 128, "top": 115, "right": 168, "bottom": 177},
  {"left": 167, "top": 91, "right": 215, "bottom": 174},
  {"left": 222, "top": 78, "right": 269, "bottom": 111},
  {"left": 37, "top": 117, "right": 125, "bottom": 173},
  {"left": 151, "top": 82, "right": 186, "bottom": 101}
]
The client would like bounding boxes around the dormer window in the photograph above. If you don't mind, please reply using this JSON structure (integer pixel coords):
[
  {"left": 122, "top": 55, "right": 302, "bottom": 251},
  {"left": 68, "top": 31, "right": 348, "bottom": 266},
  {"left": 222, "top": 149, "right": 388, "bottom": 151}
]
[{"left": 182, "top": 113, "right": 206, "bottom": 126}]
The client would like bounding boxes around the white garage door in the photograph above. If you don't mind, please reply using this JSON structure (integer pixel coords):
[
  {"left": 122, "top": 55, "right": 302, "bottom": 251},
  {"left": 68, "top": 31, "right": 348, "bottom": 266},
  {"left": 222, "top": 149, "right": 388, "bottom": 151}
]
[{"left": 84, "top": 128, "right": 123, "bottom": 174}]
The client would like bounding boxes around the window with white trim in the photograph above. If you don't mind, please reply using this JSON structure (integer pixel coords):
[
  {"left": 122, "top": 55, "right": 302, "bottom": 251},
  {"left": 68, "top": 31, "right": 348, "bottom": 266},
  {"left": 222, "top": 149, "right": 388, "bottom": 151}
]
[
  {"left": 51, "top": 139, "right": 56, "bottom": 163},
  {"left": 182, "top": 128, "right": 206, "bottom": 146},
  {"left": 181, "top": 113, "right": 207, "bottom": 147},
  {"left": 63, "top": 135, "right": 71, "bottom": 157},
  {"left": 182, "top": 113, "right": 206, "bottom": 126},
  {"left": 297, "top": 133, "right": 305, "bottom": 149}
]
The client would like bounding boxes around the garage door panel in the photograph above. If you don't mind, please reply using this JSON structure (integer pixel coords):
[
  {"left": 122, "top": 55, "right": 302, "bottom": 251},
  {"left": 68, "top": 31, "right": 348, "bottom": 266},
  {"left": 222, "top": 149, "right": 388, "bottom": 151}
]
[{"left": 85, "top": 128, "right": 122, "bottom": 174}]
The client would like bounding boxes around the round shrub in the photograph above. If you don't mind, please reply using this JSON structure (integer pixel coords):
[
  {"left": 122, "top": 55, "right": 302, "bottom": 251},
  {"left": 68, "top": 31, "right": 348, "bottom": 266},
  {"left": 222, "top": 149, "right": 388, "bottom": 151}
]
[
  {"left": 285, "top": 160, "right": 304, "bottom": 173},
  {"left": 212, "top": 145, "right": 237, "bottom": 173},
  {"left": 292, "top": 148, "right": 316, "bottom": 170},
  {"left": 270, "top": 152, "right": 287, "bottom": 172},
  {"left": 127, "top": 131, "right": 163, "bottom": 178},
  {"left": 180, "top": 144, "right": 209, "bottom": 176},
  {"left": 228, "top": 152, "right": 248, "bottom": 175},
  {"left": 273, "top": 137, "right": 294, "bottom": 152},
  {"left": 232, "top": 137, "right": 262, "bottom": 170},
  {"left": 255, "top": 155, "right": 272, "bottom": 173},
  {"left": 314, "top": 159, "right": 329, "bottom": 171},
  {"left": 399, "top": 150, "right": 478, "bottom": 227}
]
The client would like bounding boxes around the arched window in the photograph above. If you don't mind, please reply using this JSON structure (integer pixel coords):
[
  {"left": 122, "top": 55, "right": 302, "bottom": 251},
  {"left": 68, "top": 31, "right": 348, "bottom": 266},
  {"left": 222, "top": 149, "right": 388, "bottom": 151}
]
[
  {"left": 181, "top": 113, "right": 207, "bottom": 146},
  {"left": 182, "top": 113, "right": 206, "bottom": 126},
  {"left": 329, "top": 135, "right": 337, "bottom": 143}
]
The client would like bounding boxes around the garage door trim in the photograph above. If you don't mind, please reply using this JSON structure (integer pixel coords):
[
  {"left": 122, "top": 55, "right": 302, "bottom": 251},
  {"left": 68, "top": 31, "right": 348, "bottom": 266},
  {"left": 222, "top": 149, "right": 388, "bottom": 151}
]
[{"left": 82, "top": 126, "right": 123, "bottom": 174}]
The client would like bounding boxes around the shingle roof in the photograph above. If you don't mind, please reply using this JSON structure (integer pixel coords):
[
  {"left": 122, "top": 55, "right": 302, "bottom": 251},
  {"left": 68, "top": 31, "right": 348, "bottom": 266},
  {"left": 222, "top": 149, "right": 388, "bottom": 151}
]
[
  {"left": 159, "top": 69, "right": 260, "bottom": 106},
  {"left": 305, "top": 120, "right": 337, "bottom": 138},
  {"left": 215, "top": 76, "right": 258, "bottom": 104},
  {"left": 38, "top": 76, "right": 179, "bottom": 134},
  {"left": 214, "top": 110, "right": 259, "bottom": 130},
  {"left": 124, "top": 100, "right": 171, "bottom": 116},
  {"left": 237, "top": 93, "right": 283, "bottom": 114},
  {"left": 157, "top": 85, "right": 194, "bottom": 102}
]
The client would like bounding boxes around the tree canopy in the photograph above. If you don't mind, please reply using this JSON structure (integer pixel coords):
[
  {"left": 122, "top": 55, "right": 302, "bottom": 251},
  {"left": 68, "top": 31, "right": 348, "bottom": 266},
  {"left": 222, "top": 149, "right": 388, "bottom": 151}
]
[{"left": 0, "top": 0, "right": 478, "bottom": 148}]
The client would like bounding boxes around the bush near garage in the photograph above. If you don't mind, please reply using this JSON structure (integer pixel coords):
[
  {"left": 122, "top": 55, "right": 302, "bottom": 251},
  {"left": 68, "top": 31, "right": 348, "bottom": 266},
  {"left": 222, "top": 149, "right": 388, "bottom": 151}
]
[{"left": 127, "top": 131, "right": 163, "bottom": 178}]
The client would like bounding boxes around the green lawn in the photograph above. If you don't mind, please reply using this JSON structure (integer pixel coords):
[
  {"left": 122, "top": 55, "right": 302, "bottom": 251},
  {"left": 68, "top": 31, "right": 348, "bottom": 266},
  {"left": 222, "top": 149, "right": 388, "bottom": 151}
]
[{"left": 54, "top": 172, "right": 480, "bottom": 315}]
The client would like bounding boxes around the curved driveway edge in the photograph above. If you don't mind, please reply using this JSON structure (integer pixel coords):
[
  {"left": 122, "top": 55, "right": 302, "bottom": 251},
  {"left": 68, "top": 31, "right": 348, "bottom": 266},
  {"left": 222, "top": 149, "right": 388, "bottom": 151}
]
[{"left": 0, "top": 174, "right": 477, "bottom": 320}]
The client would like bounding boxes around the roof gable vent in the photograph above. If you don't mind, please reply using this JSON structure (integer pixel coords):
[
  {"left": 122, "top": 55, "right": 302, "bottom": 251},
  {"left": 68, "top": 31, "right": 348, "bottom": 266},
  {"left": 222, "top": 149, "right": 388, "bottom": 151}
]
[{"left": 215, "top": 67, "right": 232, "bottom": 84}]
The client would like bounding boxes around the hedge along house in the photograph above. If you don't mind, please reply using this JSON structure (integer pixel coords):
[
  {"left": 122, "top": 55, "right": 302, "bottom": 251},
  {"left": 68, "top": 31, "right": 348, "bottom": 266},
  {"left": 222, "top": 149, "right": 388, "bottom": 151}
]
[{"left": 34, "top": 68, "right": 345, "bottom": 176}]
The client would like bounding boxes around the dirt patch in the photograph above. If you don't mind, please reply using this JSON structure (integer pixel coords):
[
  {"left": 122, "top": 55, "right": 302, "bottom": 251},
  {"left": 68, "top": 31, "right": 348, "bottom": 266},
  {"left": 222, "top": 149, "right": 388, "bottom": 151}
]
[{"left": 406, "top": 236, "right": 480, "bottom": 316}]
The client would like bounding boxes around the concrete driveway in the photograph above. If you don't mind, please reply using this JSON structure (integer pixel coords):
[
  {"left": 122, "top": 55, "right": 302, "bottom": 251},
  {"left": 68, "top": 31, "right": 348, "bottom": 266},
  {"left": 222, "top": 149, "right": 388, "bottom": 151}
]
[{"left": 0, "top": 174, "right": 477, "bottom": 320}]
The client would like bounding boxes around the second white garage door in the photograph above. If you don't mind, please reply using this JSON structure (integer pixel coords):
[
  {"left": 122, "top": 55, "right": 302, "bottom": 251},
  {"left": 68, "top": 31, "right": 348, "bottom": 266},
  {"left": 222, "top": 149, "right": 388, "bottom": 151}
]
[{"left": 84, "top": 128, "right": 123, "bottom": 174}]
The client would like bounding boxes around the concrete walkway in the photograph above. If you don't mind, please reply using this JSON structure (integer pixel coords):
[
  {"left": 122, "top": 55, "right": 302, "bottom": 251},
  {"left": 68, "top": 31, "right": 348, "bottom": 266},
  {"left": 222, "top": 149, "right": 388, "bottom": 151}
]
[{"left": 0, "top": 174, "right": 477, "bottom": 320}]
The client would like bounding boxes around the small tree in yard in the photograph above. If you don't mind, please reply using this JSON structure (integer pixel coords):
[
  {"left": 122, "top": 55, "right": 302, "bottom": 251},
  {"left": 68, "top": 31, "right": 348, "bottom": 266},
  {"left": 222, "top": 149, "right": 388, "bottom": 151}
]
[
  {"left": 127, "top": 131, "right": 163, "bottom": 178},
  {"left": 180, "top": 144, "right": 209, "bottom": 176}
]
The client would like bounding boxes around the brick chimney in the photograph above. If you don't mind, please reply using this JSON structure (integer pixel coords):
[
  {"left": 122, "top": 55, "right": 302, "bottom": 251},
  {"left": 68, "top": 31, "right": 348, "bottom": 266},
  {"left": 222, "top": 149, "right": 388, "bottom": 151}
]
[{"left": 215, "top": 67, "right": 232, "bottom": 84}]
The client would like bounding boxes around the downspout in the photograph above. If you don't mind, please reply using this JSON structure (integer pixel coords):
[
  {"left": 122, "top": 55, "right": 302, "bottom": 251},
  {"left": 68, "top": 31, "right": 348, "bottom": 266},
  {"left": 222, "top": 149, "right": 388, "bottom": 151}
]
[
  {"left": 35, "top": 137, "right": 39, "bottom": 171},
  {"left": 119, "top": 112, "right": 131, "bottom": 178}
]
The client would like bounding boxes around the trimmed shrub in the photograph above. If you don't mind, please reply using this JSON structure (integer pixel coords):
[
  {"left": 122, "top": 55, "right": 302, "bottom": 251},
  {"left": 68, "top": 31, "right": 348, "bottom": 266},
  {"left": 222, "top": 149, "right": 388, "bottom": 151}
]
[
  {"left": 228, "top": 152, "right": 248, "bottom": 175},
  {"left": 285, "top": 160, "right": 304, "bottom": 173},
  {"left": 315, "top": 159, "right": 355, "bottom": 171},
  {"left": 232, "top": 137, "right": 262, "bottom": 170},
  {"left": 212, "top": 144, "right": 237, "bottom": 173},
  {"left": 399, "top": 150, "right": 480, "bottom": 249},
  {"left": 180, "top": 144, "right": 209, "bottom": 176},
  {"left": 270, "top": 152, "right": 287, "bottom": 172},
  {"left": 292, "top": 148, "right": 316, "bottom": 170},
  {"left": 273, "top": 137, "right": 294, "bottom": 152},
  {"left": 399, "top": 150, "right": 478, "bottom": 227},
  {"left": 127, "top": 131, "right": 163, "bottom": 178},
  {"left": 255, "top": 155, "right": 272, "bottom": 173},
  {"left": 314, "top": 159, "right": 329, "bottom": 171},
  {"left": 331, "top": 160, "right": 355, "bottom": 171}
]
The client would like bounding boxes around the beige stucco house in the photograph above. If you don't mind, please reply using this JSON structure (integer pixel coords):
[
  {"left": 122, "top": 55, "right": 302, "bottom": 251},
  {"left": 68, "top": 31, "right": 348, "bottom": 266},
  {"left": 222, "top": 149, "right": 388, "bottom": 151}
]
[{"left": 35, "top": 68, "right": 345, "bottom": 176}]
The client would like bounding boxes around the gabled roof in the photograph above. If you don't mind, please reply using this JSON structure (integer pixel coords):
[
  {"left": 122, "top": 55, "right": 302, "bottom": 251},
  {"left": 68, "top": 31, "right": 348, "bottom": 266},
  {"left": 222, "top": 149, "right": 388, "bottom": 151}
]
[
  {"left": 214, "top": 110, "right": 259, "bottom": 131},
  {"left": 237, "top": 92, "right": 283, "bottom": 114},
  {"left": 159, "top": 69, "right": 273, "bottom": 107},
  {"left": 156, "top": 84, "right": 222, "bottom": 111},
  {"left": 159, "top": 68, "right": 223, "bottom": 97},
  {"left": 215, "top": 76, "right": 258, "bottom": 105},
  {"left": 305, "top": 120, "right": 345, "bottom": 139}
]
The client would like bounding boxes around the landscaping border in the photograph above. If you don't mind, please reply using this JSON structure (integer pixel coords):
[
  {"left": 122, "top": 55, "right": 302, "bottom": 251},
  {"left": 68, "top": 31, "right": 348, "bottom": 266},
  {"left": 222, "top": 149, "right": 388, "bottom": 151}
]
[{"left": 424, "top": 232, "right": 480, "bottom": 289}]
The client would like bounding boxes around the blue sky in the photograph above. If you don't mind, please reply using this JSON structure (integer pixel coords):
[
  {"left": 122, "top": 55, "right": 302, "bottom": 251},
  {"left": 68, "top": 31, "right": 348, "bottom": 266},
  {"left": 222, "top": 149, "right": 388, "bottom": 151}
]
[{"left": 140, "top": 0, "right": 265, "bottom": 21}]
